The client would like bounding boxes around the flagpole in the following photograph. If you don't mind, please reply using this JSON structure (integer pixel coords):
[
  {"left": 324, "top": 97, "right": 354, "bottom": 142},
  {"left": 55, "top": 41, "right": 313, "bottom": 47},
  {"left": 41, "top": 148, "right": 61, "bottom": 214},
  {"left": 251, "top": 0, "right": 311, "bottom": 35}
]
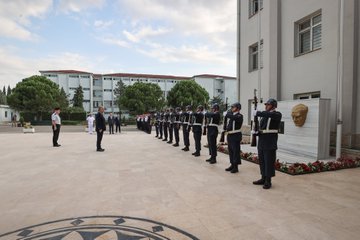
[{"left": 257, "top": 0, "right": 262, "bottom": 103}]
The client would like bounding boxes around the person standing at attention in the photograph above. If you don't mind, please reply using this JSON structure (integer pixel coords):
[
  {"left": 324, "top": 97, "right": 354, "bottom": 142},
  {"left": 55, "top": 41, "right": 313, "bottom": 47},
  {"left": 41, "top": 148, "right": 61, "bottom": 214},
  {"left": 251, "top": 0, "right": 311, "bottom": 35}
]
[
  {"left": 96, "top": 106, "right": 106, "bottom": 152},
  {"left": 86, "top": 113, "right": 95, "bottom": 134},
  {"left": 252, "top": 98, "right": 282, "bottom": 189},
  {"left": 51, "top": 107, "right": 61, "bottom": 147},
  {"left": 108, "top": 112, "right": 114, "bottom": 134}
]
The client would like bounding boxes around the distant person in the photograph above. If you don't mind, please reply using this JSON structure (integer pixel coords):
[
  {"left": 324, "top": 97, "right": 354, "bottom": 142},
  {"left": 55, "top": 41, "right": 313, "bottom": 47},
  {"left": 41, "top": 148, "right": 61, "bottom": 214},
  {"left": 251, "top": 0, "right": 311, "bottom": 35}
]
[
  {"left": 108, "top": 112, "right": 114, "bottom": 134},
  {"left": 11, "top": 114, "right": 17, "bottom": 127},
  {"left": 95, "top": 106, "right": 106, "bottom": 152},
  {"left": 86, "top": 114, "right": 95, "bottom": 134},
  {"left": 51, "top": 107, "right": 61, "bottom": 147},
  {"left": 115, "top": 115, "right": 121, "bottom": 133}
]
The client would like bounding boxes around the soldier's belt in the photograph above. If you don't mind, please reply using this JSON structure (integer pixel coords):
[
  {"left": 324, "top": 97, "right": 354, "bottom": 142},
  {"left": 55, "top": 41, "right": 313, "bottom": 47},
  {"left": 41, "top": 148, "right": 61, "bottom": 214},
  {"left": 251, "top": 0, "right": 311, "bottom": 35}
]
[
  {"left": 208, "top": 124, "right": 219, "bottom": 127},
  {"left": 227, "top": 129, "right": 242, "bottom": 134},
  {"left": 175, "top": 121, "right": 182, "bottom": 124},
  {"left": 192, "top": 123, "right": 202, "bottom": 126},
  {"left": 259, "top": 130, "right": 279, "bottom": 134}
]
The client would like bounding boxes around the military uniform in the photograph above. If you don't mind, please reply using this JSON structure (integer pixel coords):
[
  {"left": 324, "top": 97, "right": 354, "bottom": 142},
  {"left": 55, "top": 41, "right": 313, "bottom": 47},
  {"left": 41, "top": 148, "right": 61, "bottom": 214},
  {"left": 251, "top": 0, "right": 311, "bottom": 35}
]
[
  {"left": 253, "top": 98, "right": 282, "bottom": 189},
  {"left": 172, "top": 108, "right": 181, "bottom": 147},
  {"left": 162, "top": 111, "right": 169, "bottom": 141},
  {"left": 225, "top": 103, "right": 243, "bottom": 173},
  {"left": 167, "top": 109, "right": 174, "bottom": 144},
  {"left": 181, "top": 107, "right": 192, "bottom": 151},
  {"left": 158, "top": 112, "right": 164, "bottom": 139},
  {"left": 192, "top": 106, "right": 204, "bottom": 157},
  {"left": 205, "top": 106, "right": 221, "bottom": 163},
  {"left": 95, "top": 108, "right": 106, "bottom": 151}
]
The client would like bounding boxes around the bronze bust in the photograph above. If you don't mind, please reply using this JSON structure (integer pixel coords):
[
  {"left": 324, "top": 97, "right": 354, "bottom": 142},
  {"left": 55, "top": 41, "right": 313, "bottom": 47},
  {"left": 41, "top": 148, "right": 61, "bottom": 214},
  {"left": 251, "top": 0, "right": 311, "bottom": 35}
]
[{"left": 291, "top": 104, "right": 308, "bottom": 127}]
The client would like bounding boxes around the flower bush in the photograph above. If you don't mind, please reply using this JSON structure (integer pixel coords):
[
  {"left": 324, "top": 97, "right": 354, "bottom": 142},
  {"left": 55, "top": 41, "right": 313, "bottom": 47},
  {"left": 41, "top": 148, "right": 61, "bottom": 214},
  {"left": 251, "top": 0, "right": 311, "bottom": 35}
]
[{"left": 215, "top": 144, "right": 360, "bottom": 175}]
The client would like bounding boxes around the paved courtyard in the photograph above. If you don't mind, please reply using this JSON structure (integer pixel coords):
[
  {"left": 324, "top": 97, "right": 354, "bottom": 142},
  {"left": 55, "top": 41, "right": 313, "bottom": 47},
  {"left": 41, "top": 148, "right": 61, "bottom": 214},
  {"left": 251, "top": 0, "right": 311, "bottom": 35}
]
[{"left": 0, "top": 126, "right": 359, "bottom": 239}]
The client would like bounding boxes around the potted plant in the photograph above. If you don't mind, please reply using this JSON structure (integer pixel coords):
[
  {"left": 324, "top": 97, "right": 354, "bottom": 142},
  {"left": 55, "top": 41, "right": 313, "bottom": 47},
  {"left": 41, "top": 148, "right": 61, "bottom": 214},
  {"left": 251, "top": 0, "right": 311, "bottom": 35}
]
[{"left": 23, "top": 122, "right": 35, "bottom": 133}]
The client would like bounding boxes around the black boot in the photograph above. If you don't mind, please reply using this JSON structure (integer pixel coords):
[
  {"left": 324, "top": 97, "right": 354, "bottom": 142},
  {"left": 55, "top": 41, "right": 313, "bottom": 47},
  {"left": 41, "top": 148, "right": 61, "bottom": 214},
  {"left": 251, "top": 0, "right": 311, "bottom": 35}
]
[
  {"left": 253, "top": 176, "right": 265, "bottom": 185},
  {"left": 263, "top": 177, "right": 272, "bottom": 189},
  {"left": 209, "top": 158, "right": 217, "bottom": 164},
  {"left": 206, "top": 158, "right": 212, "bottom": 162},
  {"left": 225, "top": 164, "right": 234, "bottom": 171},
  {"left": 173, "top": 143, "right": 179, "bottom": 147},
  {"left": 193, "top": 152, "right": 200, "bottom": 157},
  {"left": 230, "top": 165, "right": 239, "bottom": 173},
  {"left": 183, "top": 147, "right": 189, "bottom": 152}
]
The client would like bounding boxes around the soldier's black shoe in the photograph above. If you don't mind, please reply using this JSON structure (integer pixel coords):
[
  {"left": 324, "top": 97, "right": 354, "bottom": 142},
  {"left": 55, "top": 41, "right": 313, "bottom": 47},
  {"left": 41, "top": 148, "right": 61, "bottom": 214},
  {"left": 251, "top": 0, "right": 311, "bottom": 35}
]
[
  {"left": 263, "top": 177, "right": 272, "bottom": 189},
  {"left": 162, "top": 139, "right": 167, "bottom": 141},
  {"left": 193, "top": 152, "right": 200, "bottom": 157},
  {"left": 173, "top": 143, "right": 179, "bottom": 147},
  {"left": 53, "top": 144, "right": 61, "bottom": 147},
  {"left": 230, "top": 166, "right": 239, "bottom": 173},
  {"left": 155, "top": 135, "right": 158, "bottom": 138},
  {"left": 253, "top": 177, "right": 265, "bottom": 185},
  {"left": 183, "top": 147, "right": 189, "bottom": 152},
  {"left": 97, "top": 148, "right": 105, "bottom": 152},
  {"left": 167, "top": 141, "right": 173, "bottom": 144},
  {"left": 209, "top": 159, "right": 217, "bottom": 164},
  {"left": 206, "top": 158, "right": 212, "bottom": 162},
  {"left": 225, "top": 165, "right": 234, "bottom": 171}
]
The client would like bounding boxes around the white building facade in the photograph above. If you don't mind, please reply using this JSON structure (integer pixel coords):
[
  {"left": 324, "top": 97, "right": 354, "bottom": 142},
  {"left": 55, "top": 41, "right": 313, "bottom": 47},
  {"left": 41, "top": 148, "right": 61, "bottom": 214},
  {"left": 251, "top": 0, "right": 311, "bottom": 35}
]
[
  {"left": 239, "top": 0, "right": 360, "bottom": 149},
  {"left": 40, "top": 70, "right": 236, "bottom": 115},
  {"left": 0, "top": 105, "right": 19, "bottom": 124}
]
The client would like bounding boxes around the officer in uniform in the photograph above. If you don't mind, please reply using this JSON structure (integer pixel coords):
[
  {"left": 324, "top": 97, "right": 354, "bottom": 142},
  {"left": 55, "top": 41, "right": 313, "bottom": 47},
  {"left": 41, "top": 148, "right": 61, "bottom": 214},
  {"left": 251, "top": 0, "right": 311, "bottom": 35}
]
[
  {"left": 205, "top": 104, "right": 221, "bottom": 164},
  {"left": 225, "top": 102, "right": 243, "bottom": 173},
  {"left": 192, "top": 105, "right": 204, "bottom": 157},
  {"left": 95, "top": 106, "right": 106, "bottom": 152},
  {"left": 181, "top": 105, "right": 192, "bottom": 151},
  {"left": 252, "top": 98, "right": 282, "bottom": 189},
  {"left": 173, "top": 107, "right": 181, "bottom": 147},
  {"left": 167, "top": 108, "right": 174, "bottom": 144},
  {"left": 162, "top": 109, "right": 169, "bottom": 141},
  {"left": 158, "top": 111, "right": 164, "bottom": 139},
  {"left": 154, "top": 112, "right": 159, "bottom": 138}
]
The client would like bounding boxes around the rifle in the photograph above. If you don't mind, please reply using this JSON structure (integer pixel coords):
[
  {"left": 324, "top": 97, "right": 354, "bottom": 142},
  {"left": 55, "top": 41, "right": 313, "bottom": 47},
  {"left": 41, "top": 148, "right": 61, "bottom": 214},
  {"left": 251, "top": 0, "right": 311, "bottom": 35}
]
[
  {"left": 219, "top": 109, "right": 229, "bottom": 143},
  {"left": 251, "top": 89, "right": 259, "bottom": 147},
  {"left": 202, "top": 110, "right": 207, "bottom": 136}
]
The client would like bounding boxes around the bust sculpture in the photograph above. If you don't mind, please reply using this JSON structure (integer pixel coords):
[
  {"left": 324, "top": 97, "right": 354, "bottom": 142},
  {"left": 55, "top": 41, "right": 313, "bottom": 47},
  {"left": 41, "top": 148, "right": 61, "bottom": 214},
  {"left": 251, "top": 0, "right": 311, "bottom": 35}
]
[{"left": 291, "top": 104, "right": 308, "bottom": 127}]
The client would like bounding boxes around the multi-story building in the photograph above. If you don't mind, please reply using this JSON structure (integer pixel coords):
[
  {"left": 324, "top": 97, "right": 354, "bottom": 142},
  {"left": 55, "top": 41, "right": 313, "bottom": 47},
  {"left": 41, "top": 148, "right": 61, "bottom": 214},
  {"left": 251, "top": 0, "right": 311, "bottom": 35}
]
[
  {"left": 238, "top": 0, "right": 359, "bottom": 149},
  {"left": 40, "top": 70, "right": 237, "bottom": 115}
]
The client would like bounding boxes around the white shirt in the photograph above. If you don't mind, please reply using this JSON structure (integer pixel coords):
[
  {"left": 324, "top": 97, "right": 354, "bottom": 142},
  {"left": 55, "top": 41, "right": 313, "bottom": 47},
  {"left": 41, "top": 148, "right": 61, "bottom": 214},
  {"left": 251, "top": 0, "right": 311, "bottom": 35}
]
[
  {"left": 51, "top": 112, "right": 61, "bottom": 125},
  {"left": 87, "top": 116, "right": 95, "bottom": 125}
]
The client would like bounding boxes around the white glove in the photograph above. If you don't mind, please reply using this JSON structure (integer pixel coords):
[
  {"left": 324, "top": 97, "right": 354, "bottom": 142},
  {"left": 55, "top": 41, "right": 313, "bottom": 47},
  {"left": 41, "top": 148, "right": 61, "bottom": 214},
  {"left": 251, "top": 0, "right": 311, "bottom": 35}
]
[
  {"left": 223, "top": 111, "right": 227, "bottom": 117},
  {"left": 252, "top": 110, "right": 258, "bottom": 117}
]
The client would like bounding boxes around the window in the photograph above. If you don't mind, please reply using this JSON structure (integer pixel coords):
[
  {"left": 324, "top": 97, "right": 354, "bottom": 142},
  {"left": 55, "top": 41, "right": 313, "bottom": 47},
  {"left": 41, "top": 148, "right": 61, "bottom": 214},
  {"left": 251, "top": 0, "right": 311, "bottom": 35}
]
[
  {"left": 249, "top": 40, "right": 263, "bottom": 72},
  {"left": 45, "top": 74, "right": 57, "bottom": 78},
  {"left": 294, "top": 91, "right": 321, "bottom": 100},
  {"left": 295, "top": 12, "right": 322, "bottom": 56},
  {"left": 93, "top": 79, "right": 102, "bottom": 87},
  {"left": 69, "top": 75, "right": 79, "bottom": 78},
  {"left": 104, "top": 89, "right": 112, "bottom": 92},
  {"left": 83, "top": 88, "right": 90, "bottom": 91},
  {"left": 93, "top": 101, "right": 101, "bottom": 108},
  {"left": 80, "top": 75, "right": 90, "bottom": 78},
  {"left": 104, "top": 77, "right": 112, "bottom": 80},
  {"left": 249, "top": 0, "right": 263, "bottom": 17},
  {"left": 5, "top": 111, "right": 7, "bottom": 118},
  {"left": 69, "top": 87, "right": 77, "bottom": 90},
  {"left": 104, "top": 101, "right": 113, "bottom": 108},
  {"left": 93, "top": 90, "right": 102, "bottom": 97}
]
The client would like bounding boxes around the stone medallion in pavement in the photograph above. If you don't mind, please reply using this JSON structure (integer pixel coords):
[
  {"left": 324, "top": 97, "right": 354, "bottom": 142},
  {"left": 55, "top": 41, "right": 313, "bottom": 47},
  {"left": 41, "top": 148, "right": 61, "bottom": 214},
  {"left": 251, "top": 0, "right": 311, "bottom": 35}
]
[{"left": 0, "top": 216, "right": 199, "bottom": 240}]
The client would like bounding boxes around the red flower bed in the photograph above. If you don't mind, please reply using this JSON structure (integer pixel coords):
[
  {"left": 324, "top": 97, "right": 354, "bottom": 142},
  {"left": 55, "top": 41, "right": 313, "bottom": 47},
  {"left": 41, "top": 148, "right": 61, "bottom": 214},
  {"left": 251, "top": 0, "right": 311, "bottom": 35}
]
[{"left": 216, "top": 144, "right": 360, "bottom": 175}]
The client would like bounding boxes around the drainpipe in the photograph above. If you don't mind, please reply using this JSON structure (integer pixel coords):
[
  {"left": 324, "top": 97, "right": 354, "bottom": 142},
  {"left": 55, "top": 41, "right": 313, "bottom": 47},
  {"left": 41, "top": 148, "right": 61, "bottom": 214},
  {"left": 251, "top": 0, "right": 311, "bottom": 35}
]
[{"left": 336, "top": 0, "right": 344, "bottom": 159}]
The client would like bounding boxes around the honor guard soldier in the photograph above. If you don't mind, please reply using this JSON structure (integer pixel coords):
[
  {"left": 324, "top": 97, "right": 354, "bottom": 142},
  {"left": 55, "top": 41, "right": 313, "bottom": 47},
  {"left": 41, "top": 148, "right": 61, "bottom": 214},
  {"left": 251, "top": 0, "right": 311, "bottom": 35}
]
[
  {"left": 173, "top": 107, "right": 181, "bottom": 147},
  {"left": 154, "top": 112, "right": 160, "bottom": 138},
  {"left": 167, "top": 108, "right": 174, "bottom": 144},
  {"left": 192, "top": 105, "right": 204, "bottom": 157},
  {"left": 225, "top": 102, "right": 243, "bottom": 173},
  {"left": 181, "top": 105, "right": 192, "bottom": 151},
  {"left": 252, "top": 98, "right": 282, "bottom": 189},
  {"left": 205, "top": 104, "right": 221, "bottom": 164},
  {"left": 162, "top": 109, "right": 169, "bottom": 141},
  {"left": 158, "top": 111, "right": 164, "bottom": 139}
]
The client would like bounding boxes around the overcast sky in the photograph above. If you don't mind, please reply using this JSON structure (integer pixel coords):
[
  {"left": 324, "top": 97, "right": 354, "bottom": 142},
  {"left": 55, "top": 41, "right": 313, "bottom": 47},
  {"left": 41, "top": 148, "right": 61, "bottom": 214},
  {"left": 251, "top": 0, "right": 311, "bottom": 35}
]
[{"left": 0, "top": 0, "right": 237, "bottom": 88}]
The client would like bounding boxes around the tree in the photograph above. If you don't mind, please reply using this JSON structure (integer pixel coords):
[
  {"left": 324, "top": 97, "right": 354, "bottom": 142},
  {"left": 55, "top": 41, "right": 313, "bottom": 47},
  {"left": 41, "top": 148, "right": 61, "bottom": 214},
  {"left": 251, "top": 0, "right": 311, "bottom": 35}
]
[
  {"left": 0, "top": 87, "right": 6, "bottom": 104},
  {"left": 114, "top": 80, "right": 127, "bottom": 111},
  {"left": 72, "top": 85, "right": 84, "bottom": 109},
  {"left": 119, "top": 82, "right": 164, "bottom": 115},
  {"left": 58, "top": 87, "right": 69, "bottom": 110},
  {"left": 7, "top": 85, "right": 12, "bottom": 96},
  {"left": 7, "top": 75, "right": 64, "bottom": 120},
  {"left": 2, "top": 86, "right": 6, "bottom": 95},
  {"left": 210, "top": 95, "right": 228, "bottom": 112},
  {"left": 166, "top": 80, "right": 209, "bottom": 109}
]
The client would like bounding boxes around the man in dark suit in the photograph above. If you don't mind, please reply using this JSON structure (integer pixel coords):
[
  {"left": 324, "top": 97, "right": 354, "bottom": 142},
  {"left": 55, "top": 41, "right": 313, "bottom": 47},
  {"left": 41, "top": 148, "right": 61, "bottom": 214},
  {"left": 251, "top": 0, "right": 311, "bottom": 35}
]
[
  {"left": 252, "top": 98, "right": 282, "bottom": 189},
  {"left": 108, "top": 112, "right": 114, "bottom": 134},
  {"left": 96, "top": 106, "right": 106, "bottom": 152},
  {"left": 225, "top": 103, "right": 243, "bottom": 173},
  {"left": 172, "top": 107, "right": 181, "bottom": 147},
  {"left": 205, "top": 104, "right": 221, "bottom": 164}
]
